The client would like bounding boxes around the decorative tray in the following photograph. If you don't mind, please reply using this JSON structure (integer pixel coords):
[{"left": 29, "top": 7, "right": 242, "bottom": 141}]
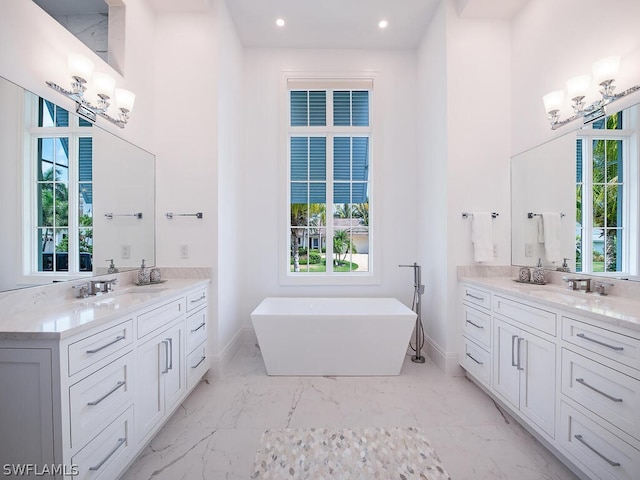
[
  {"left": 513, "top": 279, "right": 546, "bottom": 285},
  {"left": 135, "top": 279, "right": 168, "bottom": 286}
]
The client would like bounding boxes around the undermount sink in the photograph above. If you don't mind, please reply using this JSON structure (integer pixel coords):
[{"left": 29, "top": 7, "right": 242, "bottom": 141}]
[{"left": 75, "top": 286, "right": 169, "bottom": 307}]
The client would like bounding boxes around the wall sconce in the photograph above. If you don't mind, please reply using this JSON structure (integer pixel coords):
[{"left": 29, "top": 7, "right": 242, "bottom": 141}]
[
  {"left": 543, "top": 56, "right": 640, "bottom": 130},
  {"left": 45, "top": 53, "right": 135, "bottom": 128}
]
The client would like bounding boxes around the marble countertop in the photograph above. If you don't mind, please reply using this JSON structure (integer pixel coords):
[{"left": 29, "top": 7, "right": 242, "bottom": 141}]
[
  {"left": 461, "top": 276, "right": 640, "bottom": 333},
  {"left": 0, "top": 278, "right": 210, "bottom": 340}
]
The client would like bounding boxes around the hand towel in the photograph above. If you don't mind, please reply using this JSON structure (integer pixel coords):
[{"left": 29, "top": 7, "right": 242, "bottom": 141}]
[
  {"left": 471, "top": 212, "right": 494, "bottom": 263},
  {"left": 537, "top": 216, "right": 545, "bottom": 243},
  {"left": 542, "top": 212, "right": 562, "bottom": 262}
]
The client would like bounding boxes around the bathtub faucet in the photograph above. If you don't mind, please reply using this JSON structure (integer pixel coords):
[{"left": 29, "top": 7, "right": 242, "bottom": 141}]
[{"left": 399, "top": 263, "right": 426, "bottom": 364}]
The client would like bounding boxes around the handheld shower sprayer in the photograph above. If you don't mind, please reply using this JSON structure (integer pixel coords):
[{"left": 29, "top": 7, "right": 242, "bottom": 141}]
[{"left": 399, "top": 263, "right": 426, "bottom": 363}]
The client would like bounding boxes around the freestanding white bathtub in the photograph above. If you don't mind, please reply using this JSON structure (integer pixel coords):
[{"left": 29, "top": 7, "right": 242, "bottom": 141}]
[{"left": 251, "top": 297, "right": 417, "bottom": 376}]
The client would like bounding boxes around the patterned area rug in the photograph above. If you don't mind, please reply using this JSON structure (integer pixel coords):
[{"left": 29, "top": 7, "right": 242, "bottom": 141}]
[{"left": 251, "top": 427, "right": 451, "bottom": 480}]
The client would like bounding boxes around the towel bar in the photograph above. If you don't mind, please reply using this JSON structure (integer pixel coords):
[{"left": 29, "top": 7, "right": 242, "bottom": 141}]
[{"left": 462, "top": 212, "right": 499, "bottom": 219}]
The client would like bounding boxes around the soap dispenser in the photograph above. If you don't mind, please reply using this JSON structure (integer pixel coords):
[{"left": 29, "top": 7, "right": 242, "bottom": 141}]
[
  {"left": 556, "top": 257, "right": 571, "bottom": 273},
  {"left": 138, "top": 259, "right": 150, "bottom": 285},
  {"left": 106, "top": 259, "right": 119, "bottom": 274},
  {"left": 532, "top": 258, "right": 545, "bottom": 284}
]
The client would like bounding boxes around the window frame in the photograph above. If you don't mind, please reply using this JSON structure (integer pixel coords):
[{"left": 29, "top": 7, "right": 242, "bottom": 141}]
[
  {"left": 576, "top": 113, "right": 634, "bottom": 276},
  {"left": 22, "top": 93, "right": 94, "bottom": 283},
  {"left": 279, "top": 74, "right": 380, "bottom": 286}
]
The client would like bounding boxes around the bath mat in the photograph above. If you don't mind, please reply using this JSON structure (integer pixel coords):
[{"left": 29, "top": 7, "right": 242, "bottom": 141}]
[{"left": 251, "top": 426, "right": 451, "bottom": 480}]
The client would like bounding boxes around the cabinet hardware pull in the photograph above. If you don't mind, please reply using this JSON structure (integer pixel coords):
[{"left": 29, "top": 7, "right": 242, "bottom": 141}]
[
  {"left": 517, "top": 337, "right": 524, "bottom": 371},
  {"left": 465, "top": 292, "right": 485, "bottom": 301},
  {"left": 573, "top": 434, "right": 621, "bottom": 467},
  {"left": 511, "top": 335, "right": 519, "bottom": 367},
  {"left": 190, "top": 293, "right": 206, "bottom": 303},
  {"left": 86, "top": 335, "right": 125, "bottom": 354},
  {"left": 465, "top": 353, "right": 483, "bottom": 365},
  {"left": 89, "top": 437, "right": 126, "bottom": 471},
  {"left": 575, "top": 378, "right": 623, "bottom": 403},
  {"left": 191, "top": 322, "right": 206, "bottom": 333},
  {"left": 161, "top": 340, "right": 170, "bottom": 374},
  {"left": 576, "top": 333, "right": 624, "bottom": 351},
  {"left": 87, "top": 381, "right": 126, "bottom": 406},
  {"left": 191, "top": 356, "right": 206, "bottom": 369},
  {"left": 167, "top": 337, "right": 173, "bottom": 371}
]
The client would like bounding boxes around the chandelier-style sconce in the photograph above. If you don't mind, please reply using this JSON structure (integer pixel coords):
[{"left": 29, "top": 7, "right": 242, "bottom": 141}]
[
  {"left": 543, "top": 56, "right": 640, "bottom": 130},
  {"left": 46, "top": 53, "right": 135, "bottom": 128}
]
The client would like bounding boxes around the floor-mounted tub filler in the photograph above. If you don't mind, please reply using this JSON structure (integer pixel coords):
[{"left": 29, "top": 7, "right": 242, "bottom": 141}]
[{"left": 251, "top": 297, "right": 416, "bottom": 375}]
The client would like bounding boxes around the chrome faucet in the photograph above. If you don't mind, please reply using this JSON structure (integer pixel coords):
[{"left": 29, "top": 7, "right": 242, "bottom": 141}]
[
  {"left": 594, "top": 281, "right": 614, "bottom": 296},
  {"left": 563, "top": 277, "right": 592, "bottom": 292},
  {"left": 89, "top": 278, "right": 119, "bottom": 295},
  {"left": 73, "top": 283, "right": 90, "bottom": 298}
]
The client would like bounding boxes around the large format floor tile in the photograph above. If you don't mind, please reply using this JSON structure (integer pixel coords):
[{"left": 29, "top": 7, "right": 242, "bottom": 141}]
[{"left": 121, "top": 344, "right": 579, "bottom": 480}]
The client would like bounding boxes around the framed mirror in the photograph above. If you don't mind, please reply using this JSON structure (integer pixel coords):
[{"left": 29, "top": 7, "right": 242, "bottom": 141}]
[
  {"left": 0, "top": 75, "right": 155, "bottom": 292},
  {"left": 511, "top": 103, "right": 639, "bottom": 280}
]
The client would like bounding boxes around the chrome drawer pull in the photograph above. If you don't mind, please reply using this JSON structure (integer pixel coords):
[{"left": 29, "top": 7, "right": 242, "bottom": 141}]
[
  {"left": 191, "top": 356, "right": 206, "bottom": 369},
  {"left": 87, "top": 381, "right": 126, "bottom": 406},
  {"left": 575, "top": 378, "right": 623, "bottom": 403},
  {"left": 167, "top": 337, "right": 173, "bottom": 371},
  {"left": 89, "top": 437, "right": 126, "bottom": 471},
  {"left": 86, "top": 335, "right": 125, "bottom": 354},
  {"left": 191, "top": 322, "right": 206, "bottom": 333},
  {"left": 190, "top": 293, "right": 206, "bottom": 303},
  {"left": 517, "top": 337, "right": 524, "bottom": 371},
  {"left": 465, "top": 292, "right": 485, "bottom": 301},
  {"left": 574, "top": 434, "right": 621, "bottom": 467},
  {"left": 466, "top": 319, "right": 484, "bottom": 329},
  {"left": 511, "top": 335, "right": 519, "bottom": 367},
  {"left": 576, "top": 333, "right": 624, "bottom": 351},
  {"left": 465, "top": 353, "right": 483, "bottom": 365},
  {"left": 161, "top": 340, "right": 170, "bottom": 374}
]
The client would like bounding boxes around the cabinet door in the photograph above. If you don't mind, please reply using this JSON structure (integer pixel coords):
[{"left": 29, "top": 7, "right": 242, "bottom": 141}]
[
  {"left": 135, "top": 337, "right": 164, "bottom": 443},
  {"left": 0, "top": 348, "right": 55, "bottom": 467},
  {"left": 162, "top": 322, "right": 185, "bottom": 415},
  {"left": 493, "top": 318, "right": 520, "bottom": 409},
  {"left": 520, "top": 330, "right": 556, "bottom": 438}
]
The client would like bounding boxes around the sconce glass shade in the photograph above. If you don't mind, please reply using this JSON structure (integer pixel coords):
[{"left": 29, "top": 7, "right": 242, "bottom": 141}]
[
  {"left": 592, "top": 56, "right": 620, "bottom": 83},
  {"left": 543, "top": 90, "right": 564, "bottom": 113},
  {"left": 93, "top": 72, "right": 116, "bottom": 98},
  {"left": 115, "top": 88, "right": 135, "bottom": 112},
  {"left": 566, "top": 74, "right": 591, "bottom": 100},
  {"left": 67, "top": 53, "right": 94, "bottom": 82}
]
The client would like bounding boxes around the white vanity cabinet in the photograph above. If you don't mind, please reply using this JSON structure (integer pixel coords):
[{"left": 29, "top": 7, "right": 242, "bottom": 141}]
[
  {"left": 460, "top": 285, "right": 493, "bottom": 388},
  {"left": 0, "top": 281, "right": 209, "bottom": 480},
  {"left": 459, "top": 279, "right": 640, "bottom": 480},
  {"left": 558, "top": 315, "right": 640, "bottom": 480}
]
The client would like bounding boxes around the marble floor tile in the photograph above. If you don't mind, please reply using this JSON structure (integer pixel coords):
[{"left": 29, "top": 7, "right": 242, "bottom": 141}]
[{"left": 121, "top": 345, "right": 579, "bottom": 480}]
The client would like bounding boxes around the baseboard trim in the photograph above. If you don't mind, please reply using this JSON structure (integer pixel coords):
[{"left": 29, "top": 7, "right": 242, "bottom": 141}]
[
  {"left": 205, "top": 328, "right": 244, "bottom": 379},
  {"left": 422, "top": 334, "right": 464, "bottom": 376}
]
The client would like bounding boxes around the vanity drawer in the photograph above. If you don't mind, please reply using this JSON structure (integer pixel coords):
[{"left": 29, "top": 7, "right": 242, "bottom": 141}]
[
  {"left": 562, "top": 349, "right": 640, "bottom": 440},
  {"left": 559, "top": 401, "right": 639, "bottom": 480},
  {"left": 69, "top": 352, "right": 133, "bottom": 450},
  {"left": 137, "top": 298, "right": 185, "bottom": 339},
  {"left": 186, "top": 342, "right": 209, "bottom": 391},
  {"left": 71, "top": 406, "right": 134, "bottom": 480},
  {"left": 493, "top": 295, "right": 556, "bottom": 336},
  {"left": 68, "top": 320, "right": 134, "bottom": 376},
  {"left": 462, "top": 304, "right": 491, "bottom": 349},
  {"left": 186, "top": 307, "right": 207, "bottom": 353},
  {"left": 461, "top": 285, "right": 491, "bottom": 310},
  {"left": 186, "top": 287, "right": 207, "bottom": 312},
  {"left": 461, "top": 337, "right": 491, "bottom": 388},
  {"left": 562, "top": 317, "right": 640, "bottom": 370}
]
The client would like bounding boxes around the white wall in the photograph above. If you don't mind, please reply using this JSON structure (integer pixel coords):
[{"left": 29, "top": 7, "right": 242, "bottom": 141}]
[
  {"left": 239, "top": 49, "right": 420, "bottom": 325},
  {"left": 417, "top": 0, "right": 511, "bottom": 372},
  {"left": 511, "top": 0, "right": 640, "bottom": 156}
]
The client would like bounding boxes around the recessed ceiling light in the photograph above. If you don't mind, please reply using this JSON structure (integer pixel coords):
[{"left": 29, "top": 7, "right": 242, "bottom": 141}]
[
  {"left": 378, "top": 20, "right": 388, "bottom": 29},
  {"left": 276, "top": 18, "right": 285, "bottom": 27}
]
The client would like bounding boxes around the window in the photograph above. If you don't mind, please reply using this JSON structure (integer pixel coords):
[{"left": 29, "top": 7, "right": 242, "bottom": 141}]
[
  {"left": 576, "top": 111, "right": 629, "bottom": 274},
  {"left": 27, "top": 96, "right": 94, "bottom": 276},
  {"left": 287, "top": 80, "right": 372, "bottom": 279}
]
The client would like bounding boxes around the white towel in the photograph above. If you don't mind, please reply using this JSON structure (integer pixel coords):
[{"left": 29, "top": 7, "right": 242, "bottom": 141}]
[
  {"left": 541, "top": 213, "right": 562, "bottom": 262},
  {"left": 471, "top": 213, "right": 494, "bottom": 263},
  {"left": 537, "top": 217, "right": 545, "bottom": 243}
]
